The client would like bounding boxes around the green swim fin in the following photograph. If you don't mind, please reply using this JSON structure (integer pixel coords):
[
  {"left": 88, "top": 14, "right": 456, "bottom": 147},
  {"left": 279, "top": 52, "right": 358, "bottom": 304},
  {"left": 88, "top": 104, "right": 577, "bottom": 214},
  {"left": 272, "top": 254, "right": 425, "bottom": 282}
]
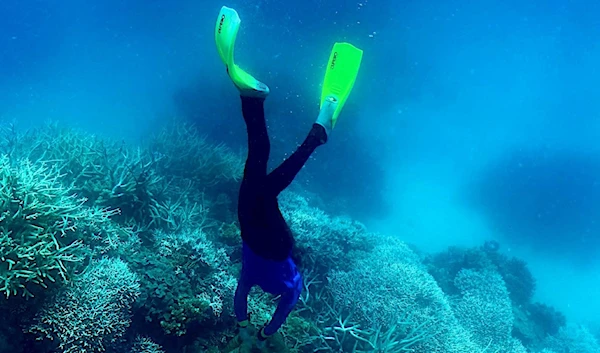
[
  {"left": 320, "top": 42, "right": 363, "bottom": 127},
  {"left": 215, "top": 6, "right": 268, "bottom": 95}
]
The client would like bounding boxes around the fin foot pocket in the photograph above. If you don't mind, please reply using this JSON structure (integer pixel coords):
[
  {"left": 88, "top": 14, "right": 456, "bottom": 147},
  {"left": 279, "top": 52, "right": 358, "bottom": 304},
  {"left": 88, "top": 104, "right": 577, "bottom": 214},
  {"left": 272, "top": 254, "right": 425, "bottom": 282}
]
[{"left": 215, "top": 6, "right": 269, "bottom": 98}]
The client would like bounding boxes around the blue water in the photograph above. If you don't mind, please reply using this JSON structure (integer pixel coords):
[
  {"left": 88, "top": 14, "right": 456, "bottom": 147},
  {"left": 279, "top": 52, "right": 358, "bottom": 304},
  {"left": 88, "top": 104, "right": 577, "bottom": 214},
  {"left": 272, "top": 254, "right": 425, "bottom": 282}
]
[{"left": 1, "top": 0, "right": 599, "bottom": 335}]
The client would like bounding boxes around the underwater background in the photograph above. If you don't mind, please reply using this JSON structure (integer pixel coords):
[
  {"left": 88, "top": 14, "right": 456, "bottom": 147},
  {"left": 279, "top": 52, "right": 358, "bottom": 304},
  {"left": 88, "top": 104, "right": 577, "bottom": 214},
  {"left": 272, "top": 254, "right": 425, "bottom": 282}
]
[{"left": 1, "top": 0, "right": 599, "bottom": 352}]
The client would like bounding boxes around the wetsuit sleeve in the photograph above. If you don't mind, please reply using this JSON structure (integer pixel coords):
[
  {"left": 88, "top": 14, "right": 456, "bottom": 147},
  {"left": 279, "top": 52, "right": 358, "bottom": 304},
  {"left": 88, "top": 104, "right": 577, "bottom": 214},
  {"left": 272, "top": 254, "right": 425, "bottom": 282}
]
[
  {"left": 265, "top": 124, "right": 326, "bottom": 196},
  {"left": 234, "top": 275, "right": 252, "bottom": 322},
  {"left": 262, "top": 284, "right": 302, "bottom": 336}
]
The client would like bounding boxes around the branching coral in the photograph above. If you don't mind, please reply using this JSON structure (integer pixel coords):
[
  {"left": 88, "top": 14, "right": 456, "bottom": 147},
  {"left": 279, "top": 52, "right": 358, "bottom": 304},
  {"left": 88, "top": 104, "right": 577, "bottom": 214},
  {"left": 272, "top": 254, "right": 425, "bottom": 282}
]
[
  {"left": 93, "top": 145, "right": 167, "bottom": 229},
  {"left": 0, "top": 122, "right": 243, "bottom": 239},
  {"left": 160, "top": 294, "right": 213, "bottom": 336},
  {"left": 278, "top": 191, "right": 376, "bottom": 272},
  {"left": 0, "top": 156, "right": 89, "bottom": 298},
  {"left": 154, "top": 225, "right": 227, "bottom": 275},
  {"left": 323, "top": 238, "right": 468, "bottom": 352},
  {"left": 426, "top": 243, "right": 537, "bottom": 307},
  {"left": 150, "top": 191, "right": 213, "bottom": 233},
  {"left": 322, "top": 237, "right": 517, "bottom": 353},
  {"left": 451, "top": 268, "right": 527, "bottom": 352},
  {"left": 543, "top": 323, "right": 600, "bottom": 353},
  {"left": 329, "top": 239, "right": 439, "bottom": 327},
  {"left": 130, "top": 336, "right": 165, "bottom": 353},
  {"left": 0, "top": 150, "right": 132, "bottom": 298},
  {"left": 157, "top": 226, "right": 237, "bottom": 329},
  {"left": 29, "top": 257, "right": 140, "bottom": 353},
  {"left": 0, "top": 123, "right": 169, "bottom": 230},
  {"left": 129, "top": 224, "right": 237, "bottom": 337},
  {"left": 310, "top": 303, "right": 372, "bottom": 352},
  {"left": 149, "top": 122, "right": 243, "bottom": 188},
  {"left": 1, "top": 123, "right": 209, "bottom": 235},
  {"left": 309, "top": 297, "right": 435, "bottom": 353}
]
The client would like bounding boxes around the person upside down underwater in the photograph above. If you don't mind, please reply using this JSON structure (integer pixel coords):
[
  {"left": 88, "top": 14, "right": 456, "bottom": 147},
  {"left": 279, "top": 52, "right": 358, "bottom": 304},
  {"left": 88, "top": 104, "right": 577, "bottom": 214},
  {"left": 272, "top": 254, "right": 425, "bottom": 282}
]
[{"left": 214, "top": 6, "right": 363, "bottom": 351}]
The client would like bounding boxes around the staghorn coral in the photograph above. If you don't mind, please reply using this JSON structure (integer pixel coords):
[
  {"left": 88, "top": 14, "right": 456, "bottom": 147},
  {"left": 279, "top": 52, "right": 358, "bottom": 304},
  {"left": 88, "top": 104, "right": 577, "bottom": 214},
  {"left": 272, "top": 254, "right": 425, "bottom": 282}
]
[
  {"left": 278, "top": 191, "right": 376, "bottom": 272},
  {"left": 91, "top": 145, "right": 167, "bottom": 230},
  {"left": 29, "top": 257, "right": 140, "bottom": 353},
  {"left": 495, "top": 256, "right": 536, "bottom": 306},
  {"left": 324, "top": 237, "right": 482, "bottom": 353},
  {"left": 424, "top": 245, "right": 496, "bottom": 296},
  {"left": 159, "top": 294, "right": 214, "bottom": 336},
  {"left": 329, "top": 238, "right": 436, "bottom": 327},
  {"left": 425, "top": 243, "right": 537, "bottom": 307},
  {"left": 127, "top": 246, "right": 193, "bottom": 334},
  {"left": 451, "top": 268, "right": 527, "bottom": 352},
  {"left": 308, "top": 297, "right": 439, "bottom": 353},
  {"left": 513, "top": 302, "right": 567, "bottom": 350},
  {"left": 543, "top": 323, "right": 600, "bottom": 353},
  {"left": 149, "top": 122, "right": 243, "bottom": 189},
  {"left": 130, "top": 336, "right": 165, "bottom": 353},
  {"left": 217, "top": 221, "right": 242, "bottom": 247},
  {"left": 0, "top": 122, "right": 201, "bottom": 236},
  {"left": 128, "top": 224, "right": 237, "bottom": 337},
  {"left": 0, "top": 122, "right": 246, "bottom": 240},
  {"left": 0, "top": 122, "right": 142, "bottom": 203},
  {"left": 151, "top": 192, "right": 214, "bottom": 235},
  {"left": 154, "top": 227, "right": 237, "bottom": 335},
  {"left": 0, "top": 155, "right": 100, "bottom": 298}
]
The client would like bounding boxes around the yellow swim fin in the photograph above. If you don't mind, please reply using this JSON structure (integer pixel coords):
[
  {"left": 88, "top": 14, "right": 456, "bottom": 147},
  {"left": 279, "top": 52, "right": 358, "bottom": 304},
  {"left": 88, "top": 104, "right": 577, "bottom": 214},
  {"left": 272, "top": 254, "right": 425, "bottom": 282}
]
[
  {"left": 215, "top": 6, "right": 240, "bottom": 68},
  {"left": 215, "top": 6, "right": 269, "bottom": 95},
  {"left": 320, "top": 42, "right": 363, "bottom": 127}
]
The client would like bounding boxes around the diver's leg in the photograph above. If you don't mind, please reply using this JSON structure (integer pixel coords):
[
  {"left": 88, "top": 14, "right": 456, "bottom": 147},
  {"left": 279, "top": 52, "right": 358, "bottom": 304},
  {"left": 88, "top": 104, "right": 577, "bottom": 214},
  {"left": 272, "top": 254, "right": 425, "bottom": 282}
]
[
  {"left": 264, "top": 97, "right": 337, "bottom": 196},
  {"left": 241, "top": 96, "right": 270, "bottom": 181},
  {"left": 264, "top": 124, "right": 327, "bottom": 196}
]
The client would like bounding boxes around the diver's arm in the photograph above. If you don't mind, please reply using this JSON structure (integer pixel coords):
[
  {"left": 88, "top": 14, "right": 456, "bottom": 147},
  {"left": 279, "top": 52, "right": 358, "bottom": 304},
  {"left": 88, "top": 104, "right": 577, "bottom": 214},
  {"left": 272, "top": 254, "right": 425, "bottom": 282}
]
[{"left": 259, "top": 286, "right": 301, "bottom": 339}]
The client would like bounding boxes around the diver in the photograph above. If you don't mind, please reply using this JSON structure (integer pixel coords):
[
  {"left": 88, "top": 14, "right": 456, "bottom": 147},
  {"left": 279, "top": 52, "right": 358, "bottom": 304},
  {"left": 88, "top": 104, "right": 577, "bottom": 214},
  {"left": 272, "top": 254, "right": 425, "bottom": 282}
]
[{"left": 214, "top": 6, "right": 363, "bottom": 349}]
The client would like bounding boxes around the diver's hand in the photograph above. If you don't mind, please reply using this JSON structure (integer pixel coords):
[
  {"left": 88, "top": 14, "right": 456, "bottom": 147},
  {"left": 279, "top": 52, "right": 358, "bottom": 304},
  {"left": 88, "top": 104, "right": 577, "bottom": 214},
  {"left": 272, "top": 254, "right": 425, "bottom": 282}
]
[
  {"left": 256, "top": 339, "right": 266, "bottom": 351},
  {"left": 239, "top": 326, "right": 252, "bottom": 343},
  {"left": 236, "top": 319, "right": 252, "bottom": 344},
  {"left": 255, "top": 327, "right": 271, "bottom": 350}
]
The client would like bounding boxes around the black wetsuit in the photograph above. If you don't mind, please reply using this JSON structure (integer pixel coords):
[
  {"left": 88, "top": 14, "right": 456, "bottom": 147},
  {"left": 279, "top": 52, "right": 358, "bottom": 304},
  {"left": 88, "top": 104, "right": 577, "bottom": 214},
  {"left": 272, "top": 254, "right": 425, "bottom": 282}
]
[
  {"left": 237, "top": 96, "right": 326, "bottom": 259},
  {"left": 234, "top": 96, "right": 326, "bottom": 335}
]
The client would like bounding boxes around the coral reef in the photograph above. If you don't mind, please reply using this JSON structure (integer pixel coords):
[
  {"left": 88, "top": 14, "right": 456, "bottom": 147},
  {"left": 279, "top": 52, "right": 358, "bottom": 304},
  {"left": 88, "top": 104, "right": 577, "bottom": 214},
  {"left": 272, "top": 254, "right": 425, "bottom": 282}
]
[
  {"left": 424, "top": 242, "right": 537, "bottom": 306},
  {"left": 29, "top": 257, "right": 140, "bottom": 353},
  {"left": 0, "top": 122, "right": 595, "bottom": 353},
  {"left": 542, "top": 323, "right": 600, "bottom": 353},
  {"left": 130, "top": 336, "right": 165, "bottom": 353},
  {"left": 0, "top": 154, "right": 122, "bottom": 298},
  {"left": 279, "top": 191, "right": 376, "bottom": 272},
  {"left": 451, "top": 269, "right": 525, "bottom": 352}
]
